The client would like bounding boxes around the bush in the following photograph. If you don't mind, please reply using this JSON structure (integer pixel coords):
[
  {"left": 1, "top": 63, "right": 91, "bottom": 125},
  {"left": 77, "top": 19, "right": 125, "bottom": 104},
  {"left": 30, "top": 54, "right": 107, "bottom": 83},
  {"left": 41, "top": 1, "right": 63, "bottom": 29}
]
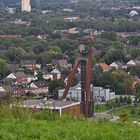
[
  {"left": 0, "top": 104, "right": 32, "bottom": 120},
  {"left": 120, "top": 112, "right": 128, "bottom": 122},
  {"left": 137, "top": 110, "right": 140, "bottom": 115},
  {"left": 130, "top": 109, "right": 135, "bottom": 115},
  {"left": 126, "top": 96, "right": 132, "bottom": 105}
]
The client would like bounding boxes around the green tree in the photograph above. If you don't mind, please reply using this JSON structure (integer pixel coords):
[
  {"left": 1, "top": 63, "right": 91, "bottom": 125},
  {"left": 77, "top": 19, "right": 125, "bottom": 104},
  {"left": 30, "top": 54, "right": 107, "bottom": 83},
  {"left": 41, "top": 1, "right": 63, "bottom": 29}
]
[
  {"left": 48, "top": 79, "right": 65, "bottom": 93},
  {"left": 37, "top": 71, "right": 43, "bottom": 81},
  {"left": 0, "top": 58, "right": 10, "bottom": 79},
  {"left": 126, "top": 96, "right": 132, "bottom": 104},
  {"left": 101, "top": 32, "right": 117, "bottom": 41},
  {"left": 103, "top": 48, "right": 125, "bottom": 64}
]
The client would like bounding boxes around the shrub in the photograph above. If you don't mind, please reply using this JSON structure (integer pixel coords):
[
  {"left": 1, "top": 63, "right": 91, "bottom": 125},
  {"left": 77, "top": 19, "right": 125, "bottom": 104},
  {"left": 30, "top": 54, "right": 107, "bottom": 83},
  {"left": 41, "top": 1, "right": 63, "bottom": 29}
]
[
  {"left": 130, "top": 109, "right": 135, "bottom": 115},
  {"left": 137, "top": 110, "right": 140, "bottom": 115},
  {"left": 120, "top": 112, "right": 128, "bottom": 122}
]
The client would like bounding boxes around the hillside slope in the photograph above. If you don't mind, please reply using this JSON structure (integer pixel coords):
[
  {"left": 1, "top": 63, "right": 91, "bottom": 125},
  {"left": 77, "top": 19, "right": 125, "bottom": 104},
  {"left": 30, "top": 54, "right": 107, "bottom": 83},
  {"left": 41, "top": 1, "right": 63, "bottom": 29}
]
[{"left": 0, "top": 119, "right": 140, "bottom": 140}]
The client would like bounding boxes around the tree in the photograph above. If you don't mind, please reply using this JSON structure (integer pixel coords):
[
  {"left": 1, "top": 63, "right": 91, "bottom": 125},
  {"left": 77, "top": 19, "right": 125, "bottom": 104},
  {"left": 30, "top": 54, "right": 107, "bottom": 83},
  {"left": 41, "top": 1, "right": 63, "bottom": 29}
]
[
  {"left": 103, "top": 48, "right": 125, "bottom": 64},
  {"left": 101, "top": 32, "right": 117, "bottom": 41},
  {"left": 126, "top": 96, "right": 132, "bottom": 104},
  {"left": 115, "top": 98, "right": 120, "bottom": 107},
  {"left": 0, "top": 58, "right": 10, "bottom": 79},
  {"left": 130, "top": 48, "right": 140, "bottom": 59},
  {"left": 119, "top": 96, "right": 124, "bottom": 104},
  {"left": 6, "top": 47, "right": 27, "bottom": 63},
  {"left": 130, "top": 65, "right": 140, "bottom": 78},
  {"left": 48, "top": 79, "right": 65, "bottom": 93},
  {"left": 36, "top": 71, "right": 43, "bottom": 81},
  {"left": 41, "top": 46, "right": 64, "bottom": 63}
]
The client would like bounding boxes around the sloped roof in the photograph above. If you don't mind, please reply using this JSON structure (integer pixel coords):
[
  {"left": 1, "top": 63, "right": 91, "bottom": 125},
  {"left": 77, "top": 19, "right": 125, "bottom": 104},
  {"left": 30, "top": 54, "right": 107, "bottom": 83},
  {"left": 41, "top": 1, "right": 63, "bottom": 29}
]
[
  {"left": 6, "top": 73, "right": 16, "bottom": 79},
  {"left": 98, "top": 63, "right": 109, "bottom": 70},
  {"left": 2, "top": 85, "right": 13, "bottom": 92},
  {"left": 129, "top": 10, "right": 138, "bottom": 16},
  {"left": 109, "top": 62, "right": 118, "bottom": 68},
  {"left": 32, "top": 80, "right": 48, "bottom": 88},
  {"left": 127, "top": 60, "right": 136, "bottom": 66},
  {"left": 51, "top": 69, "right": 60, "bottom": 74},
  {"left": 14, "top": 72, "right": 27, "bottom": 78},
  {"left": 0, "top": 87, "right": 5, "bottom": 92}
]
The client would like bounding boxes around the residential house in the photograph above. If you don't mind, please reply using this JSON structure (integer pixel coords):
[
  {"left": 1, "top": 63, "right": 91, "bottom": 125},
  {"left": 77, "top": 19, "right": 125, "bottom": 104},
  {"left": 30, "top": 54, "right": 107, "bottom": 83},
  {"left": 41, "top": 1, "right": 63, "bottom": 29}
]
[
  {"left": 57, "top": 59, "right": 68, "bottom": 67},
  {"left": 127, "top": 60, "right": 136, "bottom": 67},
  {"left": 64, "top": 17, "right": 80, "bottom": 22},
  {"left": 115, "top": 62, "right": 127, "bottom": 70},
  {"left": 12, "top": 86, "right": 26, "bottom": 97},
  {"left": 29, "top": 80, "right": 49, "bottom": 94},
  {"left": 42, "top": 68, "right": 61, "bottom": 80},
  {"left": 68, "top": 28, "right": 79, "bottom": 34},
  {"left": 96, "top": 63, "right": 110, "bottom": 72},
  {"left": 15, "top": 72, "right": 28, "bottom": 85},
  {"left": 40, "top": 70, "right": 53, "bottom": 80},
  {"left": 51, "top": 69, "right": 61, "bottom": 80},
  {"left": 0, "top": 85, "right": 26, "bottom": 97},
  {"left": 109, "top": 62, "right": 119, "bottom": 70},
  {"left": 129, "top": 10, "right": 138, "bottom": 17},
  {"left": 21, "top": 60, "right": 36, "bottom": 70},
  {"left": 52, "top": 59, "right": 68, "bottom": 67},
  {"left": 37, "top": 35, "right": 48, "bottom": 40},
  {"left": 6, "top": 72, "right": 28, "bottom": 85},
  {"left": 27, "top": 75, "right": 37, "bottom": 83}
]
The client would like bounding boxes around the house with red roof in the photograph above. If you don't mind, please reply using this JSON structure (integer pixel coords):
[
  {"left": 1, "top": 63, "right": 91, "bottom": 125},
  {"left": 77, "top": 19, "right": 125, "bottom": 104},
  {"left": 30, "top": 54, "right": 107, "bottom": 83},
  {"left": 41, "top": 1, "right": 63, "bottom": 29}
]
[{"left": 96, "top": 63, "right": 110, "bottom": 72}]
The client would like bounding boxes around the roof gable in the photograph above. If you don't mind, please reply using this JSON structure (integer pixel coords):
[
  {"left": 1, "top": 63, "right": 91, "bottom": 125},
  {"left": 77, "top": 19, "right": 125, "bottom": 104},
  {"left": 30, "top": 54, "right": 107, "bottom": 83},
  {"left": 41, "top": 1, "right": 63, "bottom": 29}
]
[
  {"left": 0, "top": 87, "right": 5, "bottom": 92},
  {"left": 98, "top": 63, "right": 109, "bottom": 70},
  {"left": 127, "top": 60, "right": 136, "bottom": 66},
  {"left": 109, "top": 62, "right": 118, "bottom": 68},
  {"left": 51, "top": 69, "right": 60, "bottom": 74},
  {"left": 6, "top": 73, "right": 16, "bottom": 79}
]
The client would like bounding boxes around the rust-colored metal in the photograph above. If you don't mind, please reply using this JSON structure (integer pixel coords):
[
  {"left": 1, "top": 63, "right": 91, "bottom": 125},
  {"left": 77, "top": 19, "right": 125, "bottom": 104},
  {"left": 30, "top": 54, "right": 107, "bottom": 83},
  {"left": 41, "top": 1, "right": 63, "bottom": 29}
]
[
  {"left": 60, "top": 36, "right": 94, "bottom": 117},
  {"left": 60, "top": 58, "right": 79, "bottom": 100},
  {"left": 85, "top": 48, "right": 93, "bottom": 117}
]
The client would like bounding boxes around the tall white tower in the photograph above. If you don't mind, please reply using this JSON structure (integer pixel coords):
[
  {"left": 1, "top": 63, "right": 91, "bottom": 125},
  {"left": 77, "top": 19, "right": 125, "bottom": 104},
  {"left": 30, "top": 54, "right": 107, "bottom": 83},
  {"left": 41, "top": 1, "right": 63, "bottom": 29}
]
[{"left": 22, "top": 0, "right": 31, "bottom": 12}]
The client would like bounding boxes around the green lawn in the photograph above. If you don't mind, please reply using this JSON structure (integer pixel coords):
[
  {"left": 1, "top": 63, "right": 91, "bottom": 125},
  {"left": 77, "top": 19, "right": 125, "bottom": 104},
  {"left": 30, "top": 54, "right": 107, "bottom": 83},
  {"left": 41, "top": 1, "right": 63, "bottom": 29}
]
[
  {"left": 0, "top": 103, "right": 140, "bottom": 140},
  {"left": 110, "top": 104, "right": 140, "bottom": 120},
  {"left": 0, "top": 118, "right": 140, "bottom": 140},
  {"left": 94, "top": 103, "right": 108, "bottom": 113}
]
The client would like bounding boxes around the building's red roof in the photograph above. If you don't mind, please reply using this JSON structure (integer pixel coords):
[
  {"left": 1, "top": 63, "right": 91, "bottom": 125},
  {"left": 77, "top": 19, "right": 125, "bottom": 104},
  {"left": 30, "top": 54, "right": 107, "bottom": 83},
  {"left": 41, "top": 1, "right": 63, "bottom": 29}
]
[
  {"left": 98, "top": 63, "right": 109, "bottom": 70},
  {"left": 0, "top": 34, "right": 21, "bottom": 37}
]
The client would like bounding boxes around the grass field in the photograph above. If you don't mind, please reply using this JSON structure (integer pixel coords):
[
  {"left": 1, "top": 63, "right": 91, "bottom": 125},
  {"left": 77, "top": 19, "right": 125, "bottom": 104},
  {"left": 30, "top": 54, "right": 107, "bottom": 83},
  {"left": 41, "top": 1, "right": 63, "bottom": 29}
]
[
  {"left": 0, "top": 118, "right": 140, "bottom": 140},
  {"left": 110, "top": 104, "right": 140, "bottom": 120},
  {"left": 0, "top": 103, "right": 140, "bottom": 140},
  {"left": 94, "top": 103, "right": 108, "bottom": 113}
]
